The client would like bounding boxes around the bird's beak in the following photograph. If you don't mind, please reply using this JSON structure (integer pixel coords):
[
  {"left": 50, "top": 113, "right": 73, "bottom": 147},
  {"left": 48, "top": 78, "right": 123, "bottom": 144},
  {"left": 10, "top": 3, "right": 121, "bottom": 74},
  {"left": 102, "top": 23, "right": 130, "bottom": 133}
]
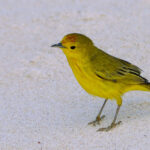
[{"left": 51, "top": 42, "right": 65, "bottom": 48}]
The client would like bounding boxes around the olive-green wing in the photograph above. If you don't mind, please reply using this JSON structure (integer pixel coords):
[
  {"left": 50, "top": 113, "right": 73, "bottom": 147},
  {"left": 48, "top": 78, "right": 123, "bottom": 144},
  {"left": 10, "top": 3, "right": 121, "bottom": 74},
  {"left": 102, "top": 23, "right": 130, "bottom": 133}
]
[{"left": 91, "top": 50, "right": 148, "bottom": 84}]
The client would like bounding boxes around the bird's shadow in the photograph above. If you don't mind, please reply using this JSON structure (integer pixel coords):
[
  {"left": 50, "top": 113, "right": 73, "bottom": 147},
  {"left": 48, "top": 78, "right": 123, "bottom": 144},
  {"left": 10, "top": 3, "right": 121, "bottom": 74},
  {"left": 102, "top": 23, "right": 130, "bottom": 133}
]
[
  {"left": 49, "top": 93, "right": 150, "bottom": 129},
  {"left": 85, "top": 96, "right": 150, "bottom": 127},
  {"left": 70, "top": 95, "right": 150, "bottom": 127},
  {"left": 120, "top": 100, "right": 150, "bottom": 121}
]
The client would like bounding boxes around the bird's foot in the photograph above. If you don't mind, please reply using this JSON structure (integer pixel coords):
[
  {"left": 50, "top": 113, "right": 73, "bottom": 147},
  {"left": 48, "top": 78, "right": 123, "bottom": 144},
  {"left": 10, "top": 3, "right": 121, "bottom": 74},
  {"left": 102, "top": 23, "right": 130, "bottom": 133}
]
[
  {"left": 97, "top": 121, "right": 122, "bottom": 132},
  {"left": 88, "top": 115, "right": 105, "bottom": 126}
]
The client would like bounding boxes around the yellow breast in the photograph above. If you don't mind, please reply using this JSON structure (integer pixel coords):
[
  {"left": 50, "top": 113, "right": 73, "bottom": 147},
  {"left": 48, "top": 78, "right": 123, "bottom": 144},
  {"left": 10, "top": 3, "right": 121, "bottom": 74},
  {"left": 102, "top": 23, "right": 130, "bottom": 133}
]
[{"left": 67, "top": 58, "right": 122, "bottom": 100}]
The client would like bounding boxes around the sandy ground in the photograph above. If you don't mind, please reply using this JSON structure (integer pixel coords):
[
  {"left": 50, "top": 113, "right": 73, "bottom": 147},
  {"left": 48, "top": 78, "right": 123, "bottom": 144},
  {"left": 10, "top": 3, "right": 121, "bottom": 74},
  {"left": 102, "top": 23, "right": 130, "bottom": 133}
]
[{"left": 0, "top": 0, "right": 150, "bottom": 149}]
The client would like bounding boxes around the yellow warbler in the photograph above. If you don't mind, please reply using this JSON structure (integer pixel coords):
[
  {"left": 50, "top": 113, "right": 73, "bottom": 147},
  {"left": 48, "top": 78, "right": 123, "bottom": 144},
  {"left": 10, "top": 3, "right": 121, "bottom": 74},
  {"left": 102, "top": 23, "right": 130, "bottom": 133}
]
[{"left": 51, "top": 33, "right": 150, "bottom": 131}]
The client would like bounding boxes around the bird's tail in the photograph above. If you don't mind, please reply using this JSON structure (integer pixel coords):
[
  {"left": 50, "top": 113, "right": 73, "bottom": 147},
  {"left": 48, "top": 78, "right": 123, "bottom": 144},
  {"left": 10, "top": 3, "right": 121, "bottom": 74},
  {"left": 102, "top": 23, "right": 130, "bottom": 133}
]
[
  {"left": 132, "top": 83, "right": 150, "bottom": 92},
  {"left": 125, "top": 83, "right": 150, "bottom": 93},
  {"left": 142, "top": 83, "right": 150, "bottom": 91}
]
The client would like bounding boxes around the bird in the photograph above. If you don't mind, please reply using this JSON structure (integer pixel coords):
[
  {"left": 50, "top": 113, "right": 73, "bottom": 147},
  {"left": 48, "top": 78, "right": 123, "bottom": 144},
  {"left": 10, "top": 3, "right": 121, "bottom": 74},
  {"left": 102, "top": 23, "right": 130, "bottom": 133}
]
[{"left": 51, "top": 33, "right": 150, "bottom": 131}]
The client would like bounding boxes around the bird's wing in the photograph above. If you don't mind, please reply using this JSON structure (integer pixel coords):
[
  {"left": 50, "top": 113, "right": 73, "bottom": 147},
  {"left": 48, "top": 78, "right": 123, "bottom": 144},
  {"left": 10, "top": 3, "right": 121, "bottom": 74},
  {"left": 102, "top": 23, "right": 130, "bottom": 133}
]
[{"left": 91, "top": 50, "right": 148, "bottom": 84}]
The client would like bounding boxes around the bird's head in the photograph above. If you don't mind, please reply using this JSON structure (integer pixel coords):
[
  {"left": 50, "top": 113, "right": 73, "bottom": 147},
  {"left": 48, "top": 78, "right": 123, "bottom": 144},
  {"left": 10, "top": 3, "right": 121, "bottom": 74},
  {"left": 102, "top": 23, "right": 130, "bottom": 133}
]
[{"left": 51, "top": 33, "right": 94, "bottom": 59}]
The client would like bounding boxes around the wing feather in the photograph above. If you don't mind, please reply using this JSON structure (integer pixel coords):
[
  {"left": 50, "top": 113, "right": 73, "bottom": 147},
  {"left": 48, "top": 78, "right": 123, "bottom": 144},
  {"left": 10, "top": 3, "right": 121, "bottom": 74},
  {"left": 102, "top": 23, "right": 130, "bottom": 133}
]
[{"left": 90, "top": 50, "right": 148, "bottom": 84}]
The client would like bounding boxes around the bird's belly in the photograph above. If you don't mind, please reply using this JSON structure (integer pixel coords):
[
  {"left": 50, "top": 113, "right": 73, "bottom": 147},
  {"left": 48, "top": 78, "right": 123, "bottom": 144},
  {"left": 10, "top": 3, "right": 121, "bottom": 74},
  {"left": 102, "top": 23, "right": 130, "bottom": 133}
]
[
  {"left": 70, "top": 62, "right": 122, "bottom": 99},
  {"left": 77, "top": 74, "right": 113, "bottom": 98}
]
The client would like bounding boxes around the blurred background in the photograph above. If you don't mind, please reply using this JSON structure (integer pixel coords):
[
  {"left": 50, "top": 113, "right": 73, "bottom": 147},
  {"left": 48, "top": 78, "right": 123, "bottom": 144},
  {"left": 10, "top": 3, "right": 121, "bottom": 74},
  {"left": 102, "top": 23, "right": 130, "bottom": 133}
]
[{"left": 0, "top": 0, "right": 150, "bottom": 149}]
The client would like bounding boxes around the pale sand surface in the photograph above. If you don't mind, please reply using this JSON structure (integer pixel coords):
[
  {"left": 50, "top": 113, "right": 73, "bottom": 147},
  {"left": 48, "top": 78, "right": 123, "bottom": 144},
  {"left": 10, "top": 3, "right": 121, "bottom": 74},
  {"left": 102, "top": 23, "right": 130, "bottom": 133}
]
[{"left": 0, "top": 0, "right": 150, "bottom": 149}]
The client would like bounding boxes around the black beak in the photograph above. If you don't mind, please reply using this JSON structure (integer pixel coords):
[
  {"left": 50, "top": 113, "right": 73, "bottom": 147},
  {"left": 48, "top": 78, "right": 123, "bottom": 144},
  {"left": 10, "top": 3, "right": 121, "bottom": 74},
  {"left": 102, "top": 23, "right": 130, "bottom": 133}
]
[{"left": 51, "top": 42, "right": 65, "bottom": 48}]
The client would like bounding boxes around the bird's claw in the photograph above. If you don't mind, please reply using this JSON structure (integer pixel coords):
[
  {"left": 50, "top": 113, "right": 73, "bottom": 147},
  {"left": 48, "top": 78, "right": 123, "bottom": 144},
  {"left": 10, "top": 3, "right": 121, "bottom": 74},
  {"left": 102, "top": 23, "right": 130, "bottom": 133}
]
[
  {"left": 97, "top": 121, "right": 122, "bottom": 132},
  {"left": 88, "top": 115, "right": 105, "bottom": 126}
]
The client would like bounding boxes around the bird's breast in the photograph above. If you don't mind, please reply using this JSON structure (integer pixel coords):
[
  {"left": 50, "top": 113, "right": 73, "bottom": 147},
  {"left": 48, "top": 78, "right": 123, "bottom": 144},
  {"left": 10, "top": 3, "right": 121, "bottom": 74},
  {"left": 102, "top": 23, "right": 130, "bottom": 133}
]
[
  {"left": 67, "top": 58, "right": 105, "bottom": 96},
  {"left": 67, "top": 57, "right": 124, "bottom": 99}
]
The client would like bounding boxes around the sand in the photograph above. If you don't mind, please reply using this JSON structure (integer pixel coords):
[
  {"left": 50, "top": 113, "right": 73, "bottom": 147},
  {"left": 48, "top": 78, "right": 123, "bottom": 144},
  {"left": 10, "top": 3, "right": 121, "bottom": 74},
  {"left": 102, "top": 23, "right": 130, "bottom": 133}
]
[{"left": 0, "top": 0, "right": 150, "bottom": 149}]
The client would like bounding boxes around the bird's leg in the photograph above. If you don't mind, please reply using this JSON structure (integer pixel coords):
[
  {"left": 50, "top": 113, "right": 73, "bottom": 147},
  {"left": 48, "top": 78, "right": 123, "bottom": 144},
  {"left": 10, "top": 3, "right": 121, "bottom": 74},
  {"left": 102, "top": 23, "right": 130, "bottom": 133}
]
[
  {"left": 88, "top": 99, "right": 108, "bottom": 126},
  {"left": 97, "top": 105, "right": 121, "bottom": 131}
]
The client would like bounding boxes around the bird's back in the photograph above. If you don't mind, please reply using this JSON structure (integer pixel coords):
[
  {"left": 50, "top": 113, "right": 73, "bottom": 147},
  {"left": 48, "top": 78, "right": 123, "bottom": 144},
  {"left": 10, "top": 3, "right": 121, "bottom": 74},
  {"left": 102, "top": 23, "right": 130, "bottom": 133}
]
[{"left": 90, "top": 47, "right": 148, "bottom": 85}]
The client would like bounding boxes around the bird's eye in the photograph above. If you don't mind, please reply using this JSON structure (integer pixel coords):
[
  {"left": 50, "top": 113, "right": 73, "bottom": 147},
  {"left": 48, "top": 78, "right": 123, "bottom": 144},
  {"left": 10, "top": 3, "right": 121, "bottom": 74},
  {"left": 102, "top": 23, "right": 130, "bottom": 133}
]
[{"left": 70, "top": 46, "right": 76, "bottom": 49}]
